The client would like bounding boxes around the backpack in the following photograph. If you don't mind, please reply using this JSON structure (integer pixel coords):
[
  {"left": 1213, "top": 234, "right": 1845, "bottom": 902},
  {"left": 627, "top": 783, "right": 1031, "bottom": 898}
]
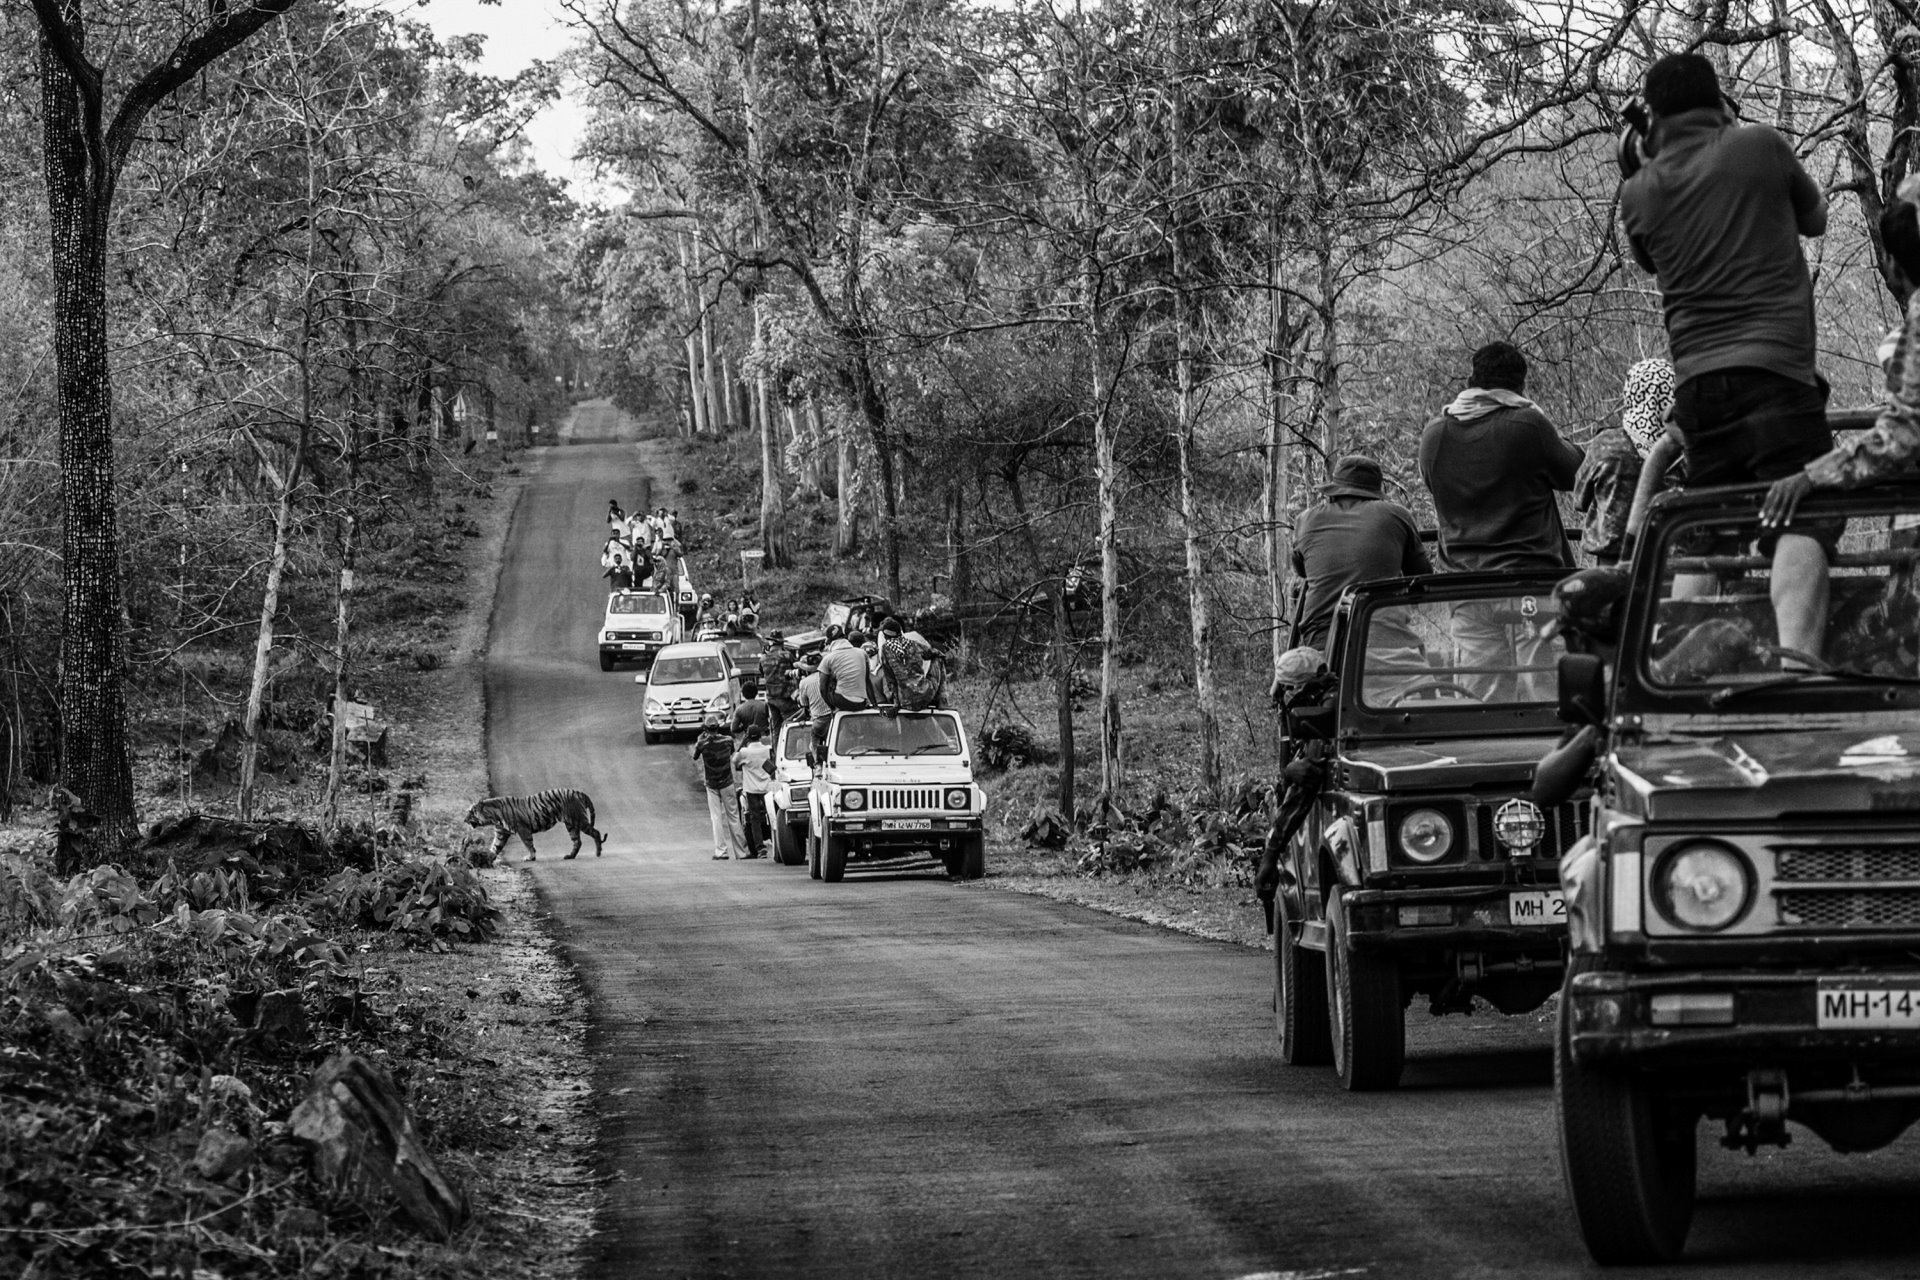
[{"left": 891, "top": 652, "right": 945, "bottom": 711}]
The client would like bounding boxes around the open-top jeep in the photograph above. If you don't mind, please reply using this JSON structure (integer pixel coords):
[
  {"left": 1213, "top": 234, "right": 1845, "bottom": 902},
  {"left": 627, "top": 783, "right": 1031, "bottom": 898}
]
[
  {"left": 1546, "top": 477, "right": 1920, "bottom": 1265},
  {"left": 1274, "top": 570, "right": 1583, "bottom": 1090},
  {"left": 807, "top": 709, "right": 986, "bottom": 882}
]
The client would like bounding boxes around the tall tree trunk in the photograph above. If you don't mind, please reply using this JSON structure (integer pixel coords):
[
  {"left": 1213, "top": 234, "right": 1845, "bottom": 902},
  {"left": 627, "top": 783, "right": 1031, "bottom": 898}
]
[
  {"left": 945, "top": 479, "right": 972, "bottom": 605},
  {"left": 237, "top": 451, "right": 304, "bottom": 819},
  {"left": 41, "top": 20, "right": 135, "bottom": 849},
  {"left": 845, "top": 351, "right": 901, "bottom": 600},
  {"left": 1264, "top": 266, "right": 1301, "bottom": 681},
  {"left": 1311, "top": 224, "right": 1343, "bottom": 462},
  {"left": 835, "top": 427, "right": 859, "bottom": 556},
  {"left": 1008, "top": 465, "right": 1074, "bottom": 819},
  {"left": 754, "top": 303, "right": 791, "bottom": 567},
  {"left": 677, "top": 235, "right": 709, "bottom": 434},
  {"left": 1085, "top": 257, "right": 1124, "bottom": 817}
]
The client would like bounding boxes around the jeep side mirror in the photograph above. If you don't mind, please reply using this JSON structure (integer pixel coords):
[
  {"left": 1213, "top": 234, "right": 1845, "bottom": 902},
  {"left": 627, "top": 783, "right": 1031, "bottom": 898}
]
[
  {"left": 1289, "top": 704, "right": 1335, "bottom": 740},
  {"left": 1557, "top": 653, "right": 1607, "bottom": 727}
]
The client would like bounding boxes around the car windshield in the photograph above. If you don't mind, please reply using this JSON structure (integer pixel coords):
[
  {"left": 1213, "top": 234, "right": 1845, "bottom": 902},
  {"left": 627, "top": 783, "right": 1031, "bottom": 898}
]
[
  {"left": 650, "top": 654, "right": 725, "bottom": 684},
  {"left": 778, "top": 722, "right": 811, "bottom": 761},
  {"left": 833, "top": 712, "right": 961, "bottom": 756},
  {"left": 723, "top": 638, "right": 760, "bottom": 661},
  {"left": 609, "top": 592, "right": 667, "bottom": 616},
  {"left": 1355, "top": 591, "right": 1565, "bottom": 710},
  {"left": 1639, "top": 501, "right": 1920, "bottom": 702}
]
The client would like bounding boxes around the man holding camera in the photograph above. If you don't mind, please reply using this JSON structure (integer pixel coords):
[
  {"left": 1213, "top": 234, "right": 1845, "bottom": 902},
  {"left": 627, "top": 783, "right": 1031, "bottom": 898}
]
[{"left": 1618, "top": 52, "right": 1833, "bottom": 663}]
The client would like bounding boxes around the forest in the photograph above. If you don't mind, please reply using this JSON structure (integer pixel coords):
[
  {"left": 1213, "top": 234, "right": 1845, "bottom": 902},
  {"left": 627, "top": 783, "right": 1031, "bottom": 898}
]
[{"left": 1, "top": 0, "right": 1916, "bottom": 844}]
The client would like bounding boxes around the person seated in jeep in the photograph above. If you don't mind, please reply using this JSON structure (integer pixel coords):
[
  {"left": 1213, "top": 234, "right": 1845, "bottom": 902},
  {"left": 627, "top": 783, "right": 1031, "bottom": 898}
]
[
  {"left": 1255, "top": 645, "right": 1336, "bottom": 920},
  {"left": 1291, "top": 454, "right": 1431, "bottom": 649}
]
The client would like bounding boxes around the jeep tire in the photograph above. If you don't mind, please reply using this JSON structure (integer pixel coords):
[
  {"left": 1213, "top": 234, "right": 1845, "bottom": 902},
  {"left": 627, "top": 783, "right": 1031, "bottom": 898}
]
[
  {"left": 1325, "top": 886, "right": 1405, "bottom": 1091},
  {"left": 808, "top": 827, "right": 822, "bottom": 880},
  {"left": 1555, "top": 957, "right": 1697, "bottom": 1264},
  {"left": 775, "top": 819, "right": 804, "bottom": 866},
  {"left": 599, "top": 652, "right": 615, "bottom": 672},
  {"left": 956, "top": 833, "right": 985, "bottom": 881},
  {"left": 1275, "top": 892, "right": 1332, "bottom": 1066},
  {"left": 822, "top": 828, "right": 848, "bottom": 881}
]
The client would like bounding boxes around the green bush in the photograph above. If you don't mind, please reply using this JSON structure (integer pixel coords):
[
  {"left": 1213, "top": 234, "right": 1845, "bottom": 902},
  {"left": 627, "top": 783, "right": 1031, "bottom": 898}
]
[{"left": 309, "top": 853, "right": 500, "bottom": 948}]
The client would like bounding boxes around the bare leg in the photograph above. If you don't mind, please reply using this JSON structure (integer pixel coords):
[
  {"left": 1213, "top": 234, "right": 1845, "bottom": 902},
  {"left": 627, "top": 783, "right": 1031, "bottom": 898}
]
[{"left": 1771, "top": 532, "right": 1830, "bottom": 666}]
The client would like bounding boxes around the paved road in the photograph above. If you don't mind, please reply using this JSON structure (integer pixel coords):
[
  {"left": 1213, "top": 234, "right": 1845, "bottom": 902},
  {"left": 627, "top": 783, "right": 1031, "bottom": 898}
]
[{"left": 486, "top": 425, "right": 1920, "bottom": 1279}]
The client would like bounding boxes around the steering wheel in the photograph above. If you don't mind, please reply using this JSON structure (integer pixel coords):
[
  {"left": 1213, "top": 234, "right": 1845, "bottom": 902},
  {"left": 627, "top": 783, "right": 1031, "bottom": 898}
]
[{"left": 1387, "top": 680, "right": 1484, "bottom": 706}]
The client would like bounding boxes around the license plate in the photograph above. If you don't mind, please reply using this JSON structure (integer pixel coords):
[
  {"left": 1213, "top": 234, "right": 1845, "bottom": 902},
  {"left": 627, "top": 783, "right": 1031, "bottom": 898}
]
[
  {"left": 1508, "top": 890, "right": 1566, "bottom": 926},
  {"left": 881, "top": 819, "right": 931, "bottom": 831},
  {"left": 1817, "top": 987, "right": 1920, "bottom": 1028},
  {"left": 621, "top": 643, "right": 649, "bottom": 650}
]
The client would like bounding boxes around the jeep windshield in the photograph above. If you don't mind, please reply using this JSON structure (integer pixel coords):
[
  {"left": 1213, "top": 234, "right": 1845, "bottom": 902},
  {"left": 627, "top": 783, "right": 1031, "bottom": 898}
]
[
  {"left": 1633, "top": 491, "right": 1920, "bottom": 711},
  {"left": 778, "top": 722, "right": 811, "bottom": 762},
  {"left": 1354, "top": 589, "right": 1566, "bottom": 712},
  {"left": 608, "top": 592, "right": 668, "bottom": 615},
  {"left": 833, "top": 712, "right": 961, "bottom": 757}
]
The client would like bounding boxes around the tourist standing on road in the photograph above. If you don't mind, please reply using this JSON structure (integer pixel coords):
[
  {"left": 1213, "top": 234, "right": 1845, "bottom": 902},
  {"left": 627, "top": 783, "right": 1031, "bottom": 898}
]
[
  {"left": 1420, "top": 341, "right": 1583, "bottom": 699},
  {"left": 1289, "top": 454, "right": 1431, "bottom": 650},
  {"left": 761, "top": 631, "right": 797, "bottom": 734},
  {"left": 1619, "top": 52, "right": 1833, "bottom": 663},
  {"left": 734, "top": 725, "right": 775, "bottom": 856},
  {"left": 691, "top": 713, "right": 751, "bottom": 860},
  {"left": 731, "top": 693, "right": 771, "bottom": 745}
]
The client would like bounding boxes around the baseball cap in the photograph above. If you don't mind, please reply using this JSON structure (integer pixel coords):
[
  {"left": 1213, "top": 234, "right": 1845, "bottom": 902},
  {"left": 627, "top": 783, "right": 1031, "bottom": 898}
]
[
  {"left": 1275, "top": 646, "right": 1325, "bottom": 689},
  {"left": 1542, "top": 568, "right": 1630, "bottom": 645}
]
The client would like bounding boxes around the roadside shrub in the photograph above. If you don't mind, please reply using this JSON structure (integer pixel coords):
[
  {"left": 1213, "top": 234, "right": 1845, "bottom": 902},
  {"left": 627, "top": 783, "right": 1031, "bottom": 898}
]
[{"left": 310, "top": 853, "right": 500, "bottom": 947}]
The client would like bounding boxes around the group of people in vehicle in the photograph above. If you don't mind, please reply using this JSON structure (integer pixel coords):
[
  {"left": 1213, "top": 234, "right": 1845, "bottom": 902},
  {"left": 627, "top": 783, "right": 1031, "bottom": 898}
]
[
  {"left": 1257, "top": 51, "right": 1920, "bottom": 911},
  {"left": 601, "top": 499, "right": 683, "bottom": 592}
]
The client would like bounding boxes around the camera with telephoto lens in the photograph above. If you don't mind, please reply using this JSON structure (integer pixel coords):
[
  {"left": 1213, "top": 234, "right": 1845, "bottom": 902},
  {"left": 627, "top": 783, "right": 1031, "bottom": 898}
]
[{"left": 1616, "top": 100, "right": 1654, "bottom": 178}]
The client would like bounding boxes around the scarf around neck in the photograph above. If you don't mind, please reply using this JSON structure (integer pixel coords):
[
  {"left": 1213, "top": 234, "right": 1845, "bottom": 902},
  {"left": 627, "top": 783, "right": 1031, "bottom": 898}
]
[{"left": 1443, "top": 387, "right": 1536, "bottom": 422}]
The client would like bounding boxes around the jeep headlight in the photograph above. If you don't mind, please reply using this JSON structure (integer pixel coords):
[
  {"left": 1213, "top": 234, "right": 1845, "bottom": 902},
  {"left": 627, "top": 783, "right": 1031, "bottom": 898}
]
[
  {"left": 1397, "top": 808, "right": 1454, "bottom": 863},
  {"left": 840, "top": 789, "right": 867, "bottom": 812},
  {"left": 1653, "top": 841, "right": 1752, "bottom": 932},
  {"left": 1492, "top": 798, "right": 1546, "bottom": 854},
  {"left": 945, "top": 788, "right": 970, "bottom": 811}
]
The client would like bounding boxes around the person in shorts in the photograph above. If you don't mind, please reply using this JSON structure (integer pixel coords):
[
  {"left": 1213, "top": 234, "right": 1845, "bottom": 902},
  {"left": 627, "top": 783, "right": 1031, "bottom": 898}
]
[{"left": 1619, "top": 52, "right": 1834, "bottom": 662}]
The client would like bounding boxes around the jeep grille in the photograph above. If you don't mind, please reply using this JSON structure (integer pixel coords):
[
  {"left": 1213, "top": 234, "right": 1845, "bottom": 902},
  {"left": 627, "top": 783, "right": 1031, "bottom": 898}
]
[
  {"left": 1777, "top": 889, "right": 1920, "bottom": 930},
  {"left": 866, "top": 787, "right": 943, "bottom": 812},
  {"left": 1776, "top": 846, "right": 1920, "bottom": 882}
]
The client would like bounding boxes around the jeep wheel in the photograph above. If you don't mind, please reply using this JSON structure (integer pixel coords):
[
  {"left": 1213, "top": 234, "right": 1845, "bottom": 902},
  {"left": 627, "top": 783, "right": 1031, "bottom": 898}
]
[
  {"left": 822, "top": 829, "right": 848, "bottom": 881},
  {"left": 1325, "top": 886, "right": 1404, "bottom": 1091},
  {"left": 1275, "top": 892, "right": 1332, "bottom": 1066},
  {"left": 1556, "top": 958, "right": 1696, "bottom": 1264},
  {"left": 956, "top": 833, "right": 985, "bottom": 881},
  {"left": 808, "top": 828, "right": 822, "bottom": 880},
  {"left": 776, "top": 820, "right": 804, "bottom": 866},
  {"left": 599, "top": 652, "right": 615, "bottom": 672}
]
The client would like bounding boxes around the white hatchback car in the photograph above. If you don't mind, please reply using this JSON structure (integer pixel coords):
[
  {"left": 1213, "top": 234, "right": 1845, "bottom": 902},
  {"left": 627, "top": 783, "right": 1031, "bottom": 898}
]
[{"left": 637, "top": 640, "right": 741, "bottom": 744}]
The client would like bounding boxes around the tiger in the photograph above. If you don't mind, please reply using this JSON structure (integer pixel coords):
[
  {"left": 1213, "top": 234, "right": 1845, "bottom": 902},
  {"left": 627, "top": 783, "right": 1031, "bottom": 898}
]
[{"left": 464, "top": 789, "right": 606, "bottom": 861}]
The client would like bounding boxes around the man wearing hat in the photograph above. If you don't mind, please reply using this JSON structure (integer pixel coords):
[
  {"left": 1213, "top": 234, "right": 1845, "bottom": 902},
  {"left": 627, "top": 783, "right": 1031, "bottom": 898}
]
[
  {"left": 760, "top": 629, "right": 798, "bottom": 735},
  {"left": 1291, "top": 453, "right": 1431, "bottom": 650},
  {"left": 1256, "top": 645, "right": 1337, "bottom": 927}
]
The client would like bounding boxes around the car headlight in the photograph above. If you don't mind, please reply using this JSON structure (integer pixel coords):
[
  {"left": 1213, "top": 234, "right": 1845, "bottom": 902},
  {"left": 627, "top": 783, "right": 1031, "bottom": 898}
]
[
  {"left": 707, "top": 693, "right": 732, "bottom": 711},
  {"left": 1493, "top": 798, "right": 1546, "bottom": 853},
  {"left": 945, "top": 788, "right": 970, "bottom": 810},
  {"left": 840, "top": 789, "right": 866, "bottom": 812},
  {"left": 1653, "top": 841, "right": 1753, "bottom": 932},
  {"left": 645, "top": 699, "right": 665, "bottom": 714},
  {"left": 1397, "top": 808, "right": 1455, "bottom": 864}
]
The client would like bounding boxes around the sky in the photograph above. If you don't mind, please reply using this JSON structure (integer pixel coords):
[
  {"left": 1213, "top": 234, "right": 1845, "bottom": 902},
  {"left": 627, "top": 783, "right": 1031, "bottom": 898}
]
[{"left": 386, "top": 0, "right": 606, "bottom": 199}]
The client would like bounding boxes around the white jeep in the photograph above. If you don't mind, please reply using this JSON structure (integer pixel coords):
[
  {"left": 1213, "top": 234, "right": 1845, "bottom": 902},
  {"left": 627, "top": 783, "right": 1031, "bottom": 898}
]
[
  {"left": 597, "top": 590, "right": 682, "bottom": 671},
  {"left": 806, "top": 709, "right": 986, "bottom": 882},
  {"left": 765, "top": 720, "right": 813, "bottom": 865}
]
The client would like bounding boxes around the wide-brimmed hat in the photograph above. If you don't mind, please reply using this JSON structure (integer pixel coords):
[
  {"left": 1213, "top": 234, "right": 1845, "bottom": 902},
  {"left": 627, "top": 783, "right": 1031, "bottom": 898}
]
[
  {"left": 1541, "top": 567, "right": 1631, "bottom": 644},
  {"left": 1320, "top": 455, "right": 1385, "bottom": 501}
]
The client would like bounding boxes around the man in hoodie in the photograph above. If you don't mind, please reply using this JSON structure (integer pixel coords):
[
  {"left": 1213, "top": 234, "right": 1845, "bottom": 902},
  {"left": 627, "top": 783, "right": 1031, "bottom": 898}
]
[
  {"left": 1420, "top": 341, "right": 1583, "bottom": 699},
  {"left": 1619, "top": 52, "right": 1833, "bottom": 664}
]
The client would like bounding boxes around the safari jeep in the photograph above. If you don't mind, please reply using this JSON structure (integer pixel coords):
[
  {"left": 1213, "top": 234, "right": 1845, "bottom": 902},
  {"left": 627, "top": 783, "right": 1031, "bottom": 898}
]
[
  {"left": 597, "top": 590, "right": 683, "bottom": 671},
  {"left": 766, "top": 719, "right": 813, "bottom": 865},
  {"left": 807, "top": 709, "right": 986, "bottom": 882},
  {"left": 1273, "top": 570, "right": 1583, "bottom": 1091},
  {"left": 1546, "top": 477, "right": 1920, "bottom": 1265}
]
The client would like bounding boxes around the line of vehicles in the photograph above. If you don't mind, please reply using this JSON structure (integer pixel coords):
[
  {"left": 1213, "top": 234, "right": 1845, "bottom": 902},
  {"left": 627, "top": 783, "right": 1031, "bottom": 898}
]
[
  {"left": 596, "top": 571, "right": 987, "bottom": 881},
  {"left": 1276, "top": 450, "right": 1920, "bottom": 1264}
]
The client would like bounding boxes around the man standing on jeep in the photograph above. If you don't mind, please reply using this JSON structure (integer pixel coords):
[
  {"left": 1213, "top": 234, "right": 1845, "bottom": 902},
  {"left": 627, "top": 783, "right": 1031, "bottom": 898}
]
[
  {"left": 1290, "top": 454, "right": 1431, "bottom": 650},
  {"left": 1619, "top": 52, "right": 1832, "bottom": 663},
  {"left": 1420, "top": 341, "right": 1582, "bottom": 698}
]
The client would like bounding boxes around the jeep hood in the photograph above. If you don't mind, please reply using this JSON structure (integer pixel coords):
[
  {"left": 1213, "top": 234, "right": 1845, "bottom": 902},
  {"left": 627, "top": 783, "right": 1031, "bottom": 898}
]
[
  {"left": 1614, "top": 725, "right": 1920, "bottom": 819},
  {"left": 1341, "top": 733, "right": 1563, "bottom": 790}
]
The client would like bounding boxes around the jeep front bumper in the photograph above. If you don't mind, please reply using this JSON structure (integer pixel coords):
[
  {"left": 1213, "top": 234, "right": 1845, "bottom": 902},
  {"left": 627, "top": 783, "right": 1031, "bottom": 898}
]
[
  {"left": 825, "top": 815, "right": 982, "bottom": 844},
  {"left": 1344, "top": 884, "right": 1567, "bottom": 955},
  {"left": 1565, "top": 967, "right": 1920, "bottom": 1068}
]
